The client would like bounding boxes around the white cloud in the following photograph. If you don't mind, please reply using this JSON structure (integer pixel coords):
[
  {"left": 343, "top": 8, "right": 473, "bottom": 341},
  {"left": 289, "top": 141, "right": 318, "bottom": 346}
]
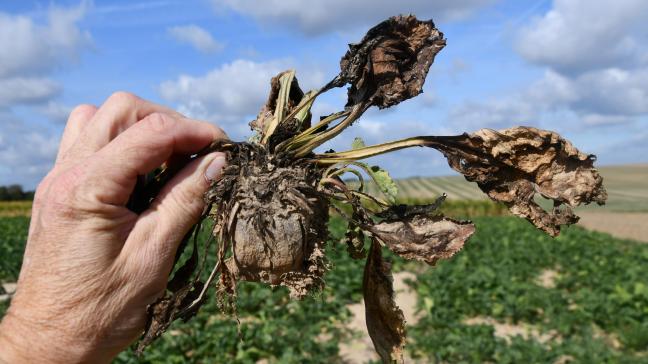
[
  {"left": 39, "top": 101, "right": 73, "bottom": 124},
  {"left": 214, "top": 0, "right": 494, "bottom": 35},
  {"left": 515, "top": 0, "right": 648, "bottom": 74},
  {"left": 448, "top": 66, "right": 648, "bottom": 131},
  {"left": 581, "top": 113, "right": 632, "bottom": 126},
  {"left": 0, "top": 3, "right": 90, "bottom": 109},
  {"left": 448, "top": 97, "right": 538, "bottom": 130},
  {"left": 0, "top": 77, "right": 61, "bottom": 107},
  {"left": 0, "top": 3, "right": 91, "bottom": 78},
  {"left": 94, "top": 1, "right": 177, "bottom": 14},
  {"left": 159, "top": 59, "right": 326, "bottom": 137},
  {"left": 451, "top": 0, "right": 648, "bottom": 134},
  {"left": 570, "top": 68, "right": 648, "bottom": 116},
  {"left": 168, "top": 24, "right": 224, "bottom": 53},
  {"left": 511, "top": 0, "right": 648, "bottom": 122},
  {"left": 0, "top": 114, "right": 60, "bottom": 189},
  {"left": 522, "top": 67, "right": 648, "bottom": 119},
  {"left": 0, "top": 3, "right": 90, "bottom": 188},
  {"left": 160, "top": 59, "right": 289, "bottom": 125}
]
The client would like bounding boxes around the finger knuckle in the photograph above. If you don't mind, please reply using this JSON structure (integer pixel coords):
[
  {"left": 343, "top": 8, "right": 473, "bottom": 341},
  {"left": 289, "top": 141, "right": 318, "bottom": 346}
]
[
  {"left": 46, "top": 165, "right": 92, "bottom": 213},
  {"left": 32, "top": 173, "right": 55, "bottom": 209},
  {"left": 166, "top": 184, "right": 204, "bottom": 219},
  {"left": 142, "top": 112, "right": 174, "bottom": 134},
  {"left": 52, "top": 174, "right": 80, "bottom": 200},
  {"left": 68, "top": 103, "right": 97, "bottom": 120},
  {"left": 106, "top": 91, "right": 140, "bottom": 109}
]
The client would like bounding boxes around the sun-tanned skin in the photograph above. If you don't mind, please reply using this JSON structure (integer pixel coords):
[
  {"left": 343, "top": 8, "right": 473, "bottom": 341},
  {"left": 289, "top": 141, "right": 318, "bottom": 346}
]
[{"left": 0, "top": 92, "right": 227, "bottom": 364}]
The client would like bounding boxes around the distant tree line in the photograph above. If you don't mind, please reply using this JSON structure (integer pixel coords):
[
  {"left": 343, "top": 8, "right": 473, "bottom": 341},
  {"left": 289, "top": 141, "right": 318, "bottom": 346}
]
[{"left": 0, "top": 185, "right": 35, "bottom": 201}]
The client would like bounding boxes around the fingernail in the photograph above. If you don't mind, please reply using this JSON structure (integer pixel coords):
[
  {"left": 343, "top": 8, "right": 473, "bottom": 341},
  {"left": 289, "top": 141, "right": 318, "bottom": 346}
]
[{"left": 205, "top": 153, "right": 227, "bottom": 182}]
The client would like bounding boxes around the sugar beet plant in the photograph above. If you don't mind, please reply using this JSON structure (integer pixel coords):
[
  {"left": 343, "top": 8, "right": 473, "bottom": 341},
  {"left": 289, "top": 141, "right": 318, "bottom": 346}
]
[{"left": 134, "top": 15, "right": 607, "bottom": 362}]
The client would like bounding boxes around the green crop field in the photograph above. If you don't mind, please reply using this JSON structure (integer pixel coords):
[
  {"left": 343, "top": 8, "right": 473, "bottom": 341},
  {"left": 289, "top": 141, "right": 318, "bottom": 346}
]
[
  {"left": 0, "top": 217, "right": 29, "bottom": 282},
  {"left": 1, "top": 208, "right": 647, "bottom": 363}
]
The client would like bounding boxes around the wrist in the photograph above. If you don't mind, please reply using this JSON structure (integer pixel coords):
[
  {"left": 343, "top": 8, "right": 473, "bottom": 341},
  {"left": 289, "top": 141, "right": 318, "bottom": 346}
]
[
  {"left": 0, "top": 307, "right": 89, "bottom": 364},
  {"left": 0, "top": 311, "right": 41, "bottom": 363}
]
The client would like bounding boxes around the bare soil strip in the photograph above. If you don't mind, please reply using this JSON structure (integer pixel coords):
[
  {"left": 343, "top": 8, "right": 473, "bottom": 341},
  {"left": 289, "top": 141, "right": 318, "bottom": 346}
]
[{"left": 577, "top": 212, "right": 648, "bottom": 243}]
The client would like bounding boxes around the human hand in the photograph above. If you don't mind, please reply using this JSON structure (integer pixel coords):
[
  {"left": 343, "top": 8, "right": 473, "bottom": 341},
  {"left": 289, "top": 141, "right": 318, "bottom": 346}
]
[{"left": 0, "top": 92, "right": 227, "bottom": 363}]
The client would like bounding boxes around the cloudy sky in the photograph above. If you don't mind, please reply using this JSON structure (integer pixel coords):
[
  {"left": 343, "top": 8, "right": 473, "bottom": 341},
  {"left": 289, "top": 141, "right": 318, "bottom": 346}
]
[{"left": 1, "top": 0, "right": 647, "bottom": 189}]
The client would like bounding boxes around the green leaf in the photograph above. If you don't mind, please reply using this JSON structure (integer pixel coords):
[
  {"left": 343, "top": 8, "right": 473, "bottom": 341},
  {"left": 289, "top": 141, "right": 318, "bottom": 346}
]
[
  {"left": 423, "top": 297, "right": 434, "bottom": 312},
  {"left": 363, "top": 164, "right": 397, "bottom": 203},
  {"left": 344, "top": 161, "right": 398, "bottom": 203},
  {"left": 351, "top": 137, "right": 366, "bottom": 150},
  {"left": 614, "top": 284, "right": 632, "bottom": 303},
  {"left": 346, "top": 163, "right": 398, "bottom": 203},
  {"left": 634, "top": 282, "right": 648, "bottom": 298}
]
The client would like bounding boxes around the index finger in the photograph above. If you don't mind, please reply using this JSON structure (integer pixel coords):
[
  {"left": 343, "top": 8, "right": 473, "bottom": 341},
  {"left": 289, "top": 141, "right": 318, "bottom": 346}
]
[
  {"left": 62, "top": 92, "right": 188, "bottom": 164},
  {"left": 85, "top": 112, "right": 226, "bottom": 207}
]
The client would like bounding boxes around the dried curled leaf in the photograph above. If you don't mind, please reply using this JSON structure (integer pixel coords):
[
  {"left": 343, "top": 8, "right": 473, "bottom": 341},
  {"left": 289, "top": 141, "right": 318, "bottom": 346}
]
[
  {"left": 250, "top": 70, "right": 306, "bottom": 145},
  {"left": 315, "top": 127, "right": 606, "bottom": 236},
  {"left": 136, "top": 281, "right": 204, "bottom": 354},
  {"left": 435, "top": 126, "right": 607, "bottom": 236},
  {"left": 368, "top": 213, "right": 475, "bottom": 265},
  {"left": 363, "top": 240, "right": 406, "bottom": 364},
  {"left": 335, "top": 15, "right": 445, "bottom": 109}
]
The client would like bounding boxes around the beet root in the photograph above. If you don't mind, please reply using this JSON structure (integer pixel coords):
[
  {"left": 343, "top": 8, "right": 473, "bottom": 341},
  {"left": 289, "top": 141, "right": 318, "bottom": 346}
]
[{"left": 207, "top": 143, "right": 329, "bottom": 298}]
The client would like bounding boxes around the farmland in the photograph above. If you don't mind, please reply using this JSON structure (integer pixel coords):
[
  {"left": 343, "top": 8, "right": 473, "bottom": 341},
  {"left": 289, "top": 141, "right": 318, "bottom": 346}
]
[
  {"left": 358, "top": 164, "right": 648, "bottom": 213},
  {"left": 1, "top": 214, "right": 648, "bottom": 362},
  {"left": 0, "top": 217, "right": 29, "bottom": 282},
  {"left": 0, "top": 164, "right": 647, "bottom": 363},
  {"left": 2, "top": 164, "right": 645, "bottom": 218},
  {"left": 0, "top": 201, "right": 31, "bottom": 217}
]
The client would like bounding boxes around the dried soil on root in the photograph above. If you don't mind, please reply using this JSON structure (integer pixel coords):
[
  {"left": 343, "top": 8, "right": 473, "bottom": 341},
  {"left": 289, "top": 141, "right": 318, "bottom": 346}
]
[{"left": 208, "top": 143, "right": 329, "bottom": 298}]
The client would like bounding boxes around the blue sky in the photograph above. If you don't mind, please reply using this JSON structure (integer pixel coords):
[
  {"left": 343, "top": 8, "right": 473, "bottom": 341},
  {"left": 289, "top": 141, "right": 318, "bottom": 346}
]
[{"left": 1, "top": 0, "right": 647, "bottom": 188}]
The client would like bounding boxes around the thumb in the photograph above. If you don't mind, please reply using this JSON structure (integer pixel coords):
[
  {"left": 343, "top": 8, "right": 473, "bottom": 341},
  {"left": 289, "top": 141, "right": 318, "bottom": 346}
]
[{"left": 121, "top": 152, "right": 227, "bottom": 278}]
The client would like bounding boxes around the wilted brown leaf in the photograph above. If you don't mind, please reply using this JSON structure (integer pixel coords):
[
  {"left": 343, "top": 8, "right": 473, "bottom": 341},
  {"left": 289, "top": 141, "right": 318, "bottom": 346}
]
[
  {"left": 335, "top": 15, "right": 445, "bottom": 109},
  {"left": 432, "top": 126, "right": 607, "bottom": 236},
  {"left": 315, "top": 126, "right": 606, "bottom": 236},
  {"left": 249, "top": 70, "right": 306, "bottom": 136},
  {"left": 367, "top": 213, "right": 475, "bottom": 265},
  {"left": 136, "top": 282, "right": 203, "bottom": 355},
  {"left": 363, "top": 240, "right": 406, "bottom": 364}
]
